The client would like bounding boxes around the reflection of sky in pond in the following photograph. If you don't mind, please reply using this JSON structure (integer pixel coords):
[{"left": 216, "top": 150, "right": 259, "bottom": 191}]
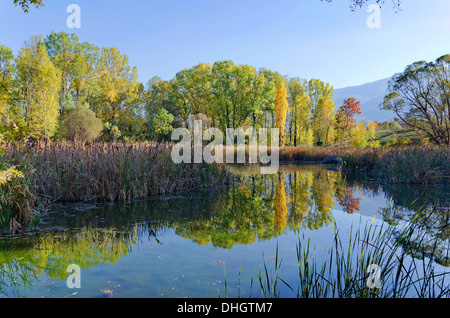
[{"left": 0, "top": 165, "right": 449, "bottom": 298}]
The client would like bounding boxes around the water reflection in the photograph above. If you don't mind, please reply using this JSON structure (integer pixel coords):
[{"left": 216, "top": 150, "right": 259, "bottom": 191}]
[{"left": 0, "top": 164, "right": 448, "bottom": 297}]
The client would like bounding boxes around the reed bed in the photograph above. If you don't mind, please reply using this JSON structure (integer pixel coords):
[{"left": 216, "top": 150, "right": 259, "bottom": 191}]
[
  {"left": 225, "top": 144, "right": 448, "bottom": 184},
  {"left": 225, "top": 207, "right": 450, "bottom": 298},
  {"left": 373, "top": 145, "right": 449, "bottom": 184},
  {"left": 280, "top": 145, "right": 449, "bottom": 184},
  {"left": 278, "top": 146, "right": 352, "bottom": 163},
  {"left": 1, "top": 141, "right": 227, "bottom": 232}
]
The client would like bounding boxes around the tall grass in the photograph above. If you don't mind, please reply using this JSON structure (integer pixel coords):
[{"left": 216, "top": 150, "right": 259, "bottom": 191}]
[
  {"left": 372, "top": 145, "right": 449, "bottom": 184},
  {"left": 280, "top": 145, "right": 449, "bottom": 184},
  {"left": 1, "top": 140, "right": 227, "bottom": 232},
  {"left": 278, "top": 146, "right": 353, "bottom": 163}
]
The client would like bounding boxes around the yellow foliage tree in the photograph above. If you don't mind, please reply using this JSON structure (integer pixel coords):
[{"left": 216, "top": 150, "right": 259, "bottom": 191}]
[
  {"left": 274, "top": 173, "right": 287, "bottom": 234},
  {"left": 275, "top": 81, "right": 289, "bottom": 146},
  {"left": 350, "top": 122, "right": 369, "bottom": 148},
  {"left": 367, "top": 121, "right": 378, "bottom": 140},
  {"left": 367, "top": 121, "right": 381, "bottom": 148},
  {"left": 96, "top": 47, "right": 139, "bottom": 124},
  {"left": 16, "top": 38, "right": 62, "bottom": 140}
]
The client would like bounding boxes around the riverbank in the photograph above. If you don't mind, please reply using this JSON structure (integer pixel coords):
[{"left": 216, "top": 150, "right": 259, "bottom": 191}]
[
  {"left": 1, "top": 163, "right": 448, "bottom": 298},
  {"left": 1, "top": 142, "right": 448, "bottom": 233},
  {"left": 277, "top": 145, "right": 449, "bottom": 184},
  {"left": 1, "top": 141, "right": 228, "bottom": 233}
]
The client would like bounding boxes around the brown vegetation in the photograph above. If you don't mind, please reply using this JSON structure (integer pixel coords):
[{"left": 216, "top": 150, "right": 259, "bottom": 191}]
[{"left": 1, "top": 141, "right": 227, "bottom": 232}]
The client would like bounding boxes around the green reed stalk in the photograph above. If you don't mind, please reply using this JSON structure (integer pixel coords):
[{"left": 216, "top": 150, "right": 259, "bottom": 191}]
[{"left": 226, "top": 204, "right": 449, "bottom": 298}]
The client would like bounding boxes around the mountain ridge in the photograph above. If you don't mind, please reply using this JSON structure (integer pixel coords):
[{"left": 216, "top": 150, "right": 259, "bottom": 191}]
[{"left": 333, "top": 78, "right": 395, "bottom": 123}]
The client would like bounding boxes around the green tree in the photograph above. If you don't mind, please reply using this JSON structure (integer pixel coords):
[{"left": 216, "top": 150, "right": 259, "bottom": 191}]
[
  {"left": 209, "top": 60, "right": 238, "bottom": 131},
  {"left": 0, "top": 45, "right": 22, "bottom": 140},
  {"left": 145, "top": 76, "right": 180, "bottom": 134},
  {"left": 44, "top": 32, "right": 101, "bottom": 112},
  {"left": 59, "top": 106, "right": 103, "bottom": 142},
  {"left": 13, "top": 0, "right": 44, "bottom": 12},
  {"left": 152, "top": 108, "right": 175, "bottom": 141},
  {"left": 94, "top": 47, "right": 140, "bottom": 135},
  {"left": 382, "top": 55, "right": 450, "bottom": 145},
  {"left": 173, "top": 63, "right": 213, "bottom": 126},
  {"left": 209, "top": 61, "right": 272, "bottom": 131},
  {"left": 287, "top": 78, "right": 311, "bottom": 146},
  {"left": 257, "top": 69, "right": 283, "bottom": 130},
  {"left": 308, "top": 80, "right": 335, "bottom": 146}
]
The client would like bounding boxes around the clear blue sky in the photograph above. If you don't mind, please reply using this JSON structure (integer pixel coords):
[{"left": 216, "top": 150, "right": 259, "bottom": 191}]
[{"left": 0, "top": 0, "right": 449, "bottom": 88}]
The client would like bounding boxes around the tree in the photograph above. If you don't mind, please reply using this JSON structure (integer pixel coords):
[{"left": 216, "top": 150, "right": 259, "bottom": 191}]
[
  {"left": 367, "top": 120, "right": 380, "bottom": 148},
  {"left": 314, "top": 97, "right": 335, "bottom": 145},
  {"left": 247, "top": 68, "right": 283, "bottom": 131},
  {"left": 335, "top": 97, "right": 361, "bottom": 143},
  {"left": 16, "top": 37, "right": 61, "bottom": 140},
  {"left": 0, "top": 46, "right": 15, "bottom": 105},
  {"left": 287, "top": 78, "right": 311, "bottom": 146},
  {"left": 382, "top": 55, "right": 450, "bottom": 145},
  {"left": 152, "top": 108, "right": 175, "bottom": 141},
  {"left": 350, "top": 122, "right": 369, "bottom": 148},
  {"left": 94, "top": 47, "right": 140, "bottom": 133},
  {"left": 173, "top": 63, "right": 212, "bottom": 126},
  {"left": 275, "top": 81, "right": 289, "bottom": 146},
  {"left": 0, "top": 45, "right": 20, "bottom": 138},
  {"left": 210, "top": 61, "right": 241, "bottom": 131},
  {"left": 44, "top": 32, "right": 101, "bottom": 112},
  {"left": 145, "top": 77, "right": 178, "bottom": 123},
  {"left": 308, "top": 80, "right": 335, "bottom": 146},
  {"left": 336, "top": 98, "right": 361, "bottom": 132},
  {"left": 13, "top": 0, "right": 44, "bottom": 12}
]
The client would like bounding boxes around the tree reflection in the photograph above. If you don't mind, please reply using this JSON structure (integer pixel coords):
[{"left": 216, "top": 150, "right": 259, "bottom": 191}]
[
  {"left": 274, "top": 173, "right": 288, "bottom": 234},
  {"left": 336, "top": 188, "right": 361, "bottom": 214}
]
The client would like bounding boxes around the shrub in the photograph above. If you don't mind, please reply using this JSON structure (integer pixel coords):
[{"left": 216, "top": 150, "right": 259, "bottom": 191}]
[
  {"left": 0, "top": 157, "right": 36, "bottom": 233},
  {"left": 59, "top": 107, "right": 103, "bottom": 142},
  {"left": 3, "top": 140, "right": 228, "bottom": 205}
]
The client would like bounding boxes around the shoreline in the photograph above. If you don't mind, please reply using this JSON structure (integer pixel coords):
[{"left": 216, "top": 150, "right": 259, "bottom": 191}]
[{"left": 1, "top": 142, "right": 448, "bottom": 233}]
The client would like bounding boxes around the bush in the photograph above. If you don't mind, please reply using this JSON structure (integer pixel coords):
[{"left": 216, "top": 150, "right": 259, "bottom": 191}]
[
  {"left": 59, "top": 107, "right": 103, "bottom": 142},
  {"left": 0, "top": 158, "right": 36, "bottom": 233}
]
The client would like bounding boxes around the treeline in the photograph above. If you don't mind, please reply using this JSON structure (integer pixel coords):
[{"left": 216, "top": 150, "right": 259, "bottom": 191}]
[
  {"left": 0, "top": 31, "right": 377, "bottom": 147},
  {"left": 0, "top": 32, "right": 140, "bottom": 142},
  {"left": 1, "top": 32, "right": 447, "bottom": 147},
  {"left": 132, "top": 60, "right": 379, "bottom": 147}
]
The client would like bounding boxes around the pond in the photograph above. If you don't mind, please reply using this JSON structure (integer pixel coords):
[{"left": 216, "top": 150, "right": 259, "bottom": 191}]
[{"left": 0, "top": 164, "right": 449, "bottom": 298}]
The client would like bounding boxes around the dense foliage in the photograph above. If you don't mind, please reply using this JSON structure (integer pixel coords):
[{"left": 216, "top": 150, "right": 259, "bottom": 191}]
[{"left": 1, "top": 32, "right": 447, "bottom": 148}]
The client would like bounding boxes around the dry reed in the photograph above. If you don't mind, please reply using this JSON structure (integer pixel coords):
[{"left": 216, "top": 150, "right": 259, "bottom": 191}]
[
  {"left": 278, "top": 145, "right": 449, "bottom": 184},
  {"left": 3, "top": 140, "right": 227, "bottom": 207}
]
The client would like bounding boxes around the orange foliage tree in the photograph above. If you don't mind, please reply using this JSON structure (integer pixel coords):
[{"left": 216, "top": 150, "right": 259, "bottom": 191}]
[{"left": 335, "top": 97, "right": 362, "bottom": 142}]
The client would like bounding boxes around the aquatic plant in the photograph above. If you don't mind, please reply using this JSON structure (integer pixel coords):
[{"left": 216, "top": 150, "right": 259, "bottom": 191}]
[{"left": 224, "top": 207, "right": 450, "bottom": 298}]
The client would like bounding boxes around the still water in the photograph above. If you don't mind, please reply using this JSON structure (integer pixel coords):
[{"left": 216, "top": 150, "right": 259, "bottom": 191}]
[{"left": 0, "top": 164, "right": 449, "bottom": 298}]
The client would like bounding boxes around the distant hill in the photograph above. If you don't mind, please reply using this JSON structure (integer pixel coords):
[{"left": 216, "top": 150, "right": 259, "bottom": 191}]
[{"left": 333, "top": 78, "right": 396, "bottom": 123}]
